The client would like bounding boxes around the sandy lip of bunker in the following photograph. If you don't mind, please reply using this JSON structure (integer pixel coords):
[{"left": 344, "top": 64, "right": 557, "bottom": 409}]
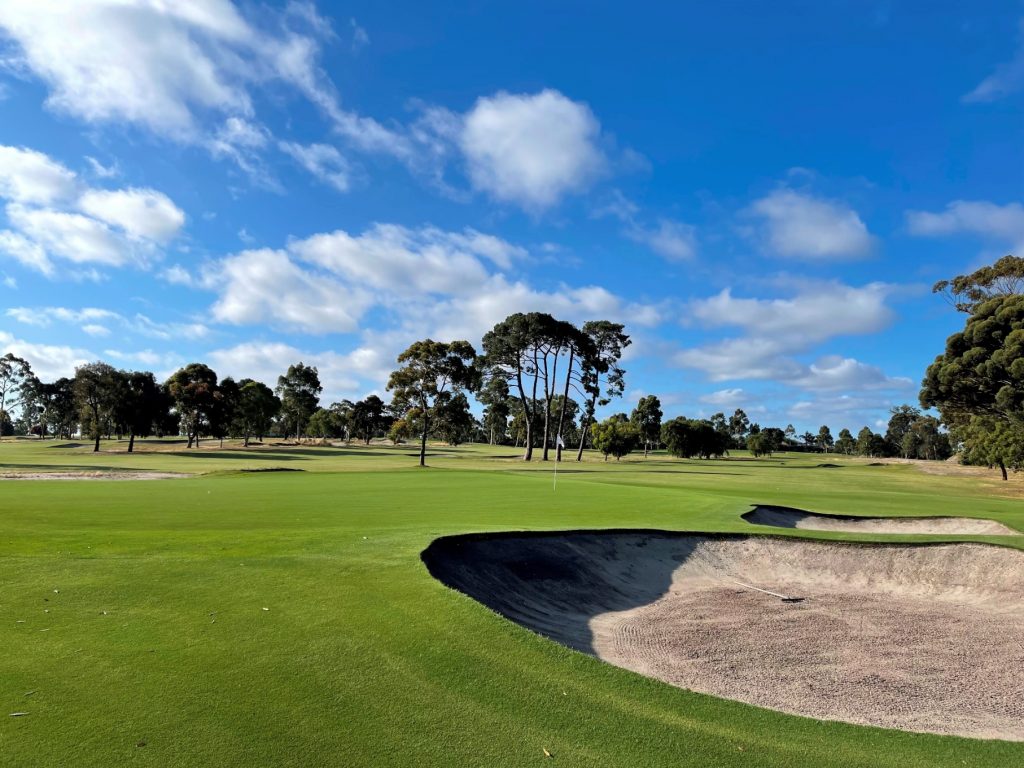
[
  {"left": 744, "top": 504, "right": 1020, "bottom": 535},
  {"left": 423, "top": 530, "right": 1024, "bottom": 741},
  {"left": 0, "top": 471, "right": 192, "bottom": 481}
]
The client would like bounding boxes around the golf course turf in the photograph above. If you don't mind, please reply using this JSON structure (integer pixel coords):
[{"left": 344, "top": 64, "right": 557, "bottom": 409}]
[{"left": 2, "top": 439, "right": 1023, "bottom": 767}]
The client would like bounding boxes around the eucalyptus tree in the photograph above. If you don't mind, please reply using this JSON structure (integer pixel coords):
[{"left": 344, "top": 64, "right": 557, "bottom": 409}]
[
  {"left": 276, "top": 363, "right": 322, "bottom": 441},
  {"left": 0, "top": 353, "right": 32, "bottom": 440},
  {"left": 816, "top": 425, "right": 834, "bottom": 453},
  {"left": 74, "top": 362, "right": 119, "bottom": 452},
  {"left": 116, "top": 371, "right": 167, "bottom": 452},
  {"left": 631, "top": 395, "right": 663, "bottom": 457},
  {"left": 234, "top": 379, "right": 280, "bottom": 446},
  {"left": 921, "top": 274, "right": 1024, "bottom": 478},
  {"left": 387, "top": 339, "right": 477, "bottom": 467},
  {"left": 477, "top": 376, "right": 511, "bottom": 445},
  {"left": 574, "top": 320, "right": 630, "bottom": 461},
  {"left": 166, "top": 363, "right": 220, "bottom": 448},
  {"left": 590, "top": 417, "right": 639, "bottom": 461},
  {"left": 835, "top": 428, "right": 856, "bottom": 455},
  {"left": 350, "top": 395, "right": 390, "bottom": 444}
]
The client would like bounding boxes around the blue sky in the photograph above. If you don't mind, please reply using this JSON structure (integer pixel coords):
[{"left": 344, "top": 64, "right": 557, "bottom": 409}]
[{"left": 0, "top": 1, "right": 1021, "bottom": 433}]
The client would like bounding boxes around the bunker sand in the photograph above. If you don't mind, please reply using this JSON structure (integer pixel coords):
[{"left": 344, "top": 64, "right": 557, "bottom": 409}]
[
  {"left": 424, "top": 531, "right": 1024, "bottom": 741},
  {"left": 743, "top": 504, "right": 1020, "bottom": 535}
]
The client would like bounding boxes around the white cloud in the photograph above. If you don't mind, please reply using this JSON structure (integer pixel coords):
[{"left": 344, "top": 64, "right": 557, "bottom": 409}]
[
  {"left": 207, "top": 340, "right": 377, "bottom": 400},
  {"left": 0, "top": 330, "right": 91, "bottom": 381},
  {"left": 675, "top": 282, "right": 903, "bottom": 391},
  {"left": 78, "top": 187, "right": 185, "bottom": 242},
  {"left": 963, "top": 19, "right": 1024, "bottom": 103},
  {"left": 205, "top": 248, "right": 371, "bottom": 333},
  {"left": 461, "top": 89, "right": 606, "bottom": 210},
  {"left": 689, "top": 283, "right": 895, "bottom": 344},
  {"left": 350, "top": 19, "right": 370, "bottom": 54},
  {"left": 5, "top": 305, "right": 208, "bottom": 341},
  {"left": 748, "top": 188, "right": 874, "bottom": 260},
  {"left": 279, "top": 141, "right": 351, "bottom": 192},
  {"left": 159, "top": 264, "right": 195, "bottom": 286},
  {"left": 905, "top": 200, "right": 1024, "bottom": 252},
  {"left": 85, "top": 156, "right": 119, "bottom": 179},
  {"left": 81, "top": 324, "right": 111, "bottom": 337},
  {"left": 699, "top": 388, "right": 747, "bottom": 407},
  {"left": 626, "top": 218, "right": 697, "bottom": 261},
  {"left": 0, "top": 144, "right": 185, "bottom": 276},
  {"left": 0, "top": 145, "right": 78, "bottom": 204}
]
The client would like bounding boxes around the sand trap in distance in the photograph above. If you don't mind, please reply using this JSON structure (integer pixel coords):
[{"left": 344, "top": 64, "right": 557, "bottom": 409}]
[{"left": 744, "top": 505, "right": 1019, "bottom": 535}]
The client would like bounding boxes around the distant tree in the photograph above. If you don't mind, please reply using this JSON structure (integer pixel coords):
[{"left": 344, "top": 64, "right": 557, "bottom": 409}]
[
  {"left": 276, "top": 363, "right": 322, "bottom": 442},
  {"left": 746, "top": 431, "right": 773, "bottom": 458},
  {"left": 166, "top": 363, "right": 220, "bottom": 448},
  {"left": 575, "top": 321, "right": 630, "bottom": 462},
  {"left": 856, "top": 426, "right": 875, "bottom": 456},
  {"left": 37, "top": 377, "right": 76, "bottom": 439},
  {"left": 955, "top": 417, "right": 1024, "bottom": 479},
  {"left": 784, "top": 423, "right": 797, "bottom": 446},
  {"left": 0, "top": 353, "right": 32, "bottom": 440},
  {"left": 388, "top": 418, "right": 412, "bottom": 445},
  {"left": 74, "top": 362, "right": 119, "bottom": 452},
  {"left": 234, "top": 379, "right": 281, "bottom": 446},
  {"left": 350, "top": 395, "right": 391, "bottom": 444},
  {"left": 885, "top": 405, "right": 921, "bottom": 456},
  {"left": 387, "top": 339, "right": 478, "bottom": 467},
  {"left": 432, "top": 392, "right": 475, "bottom": 445},
  {"left": 308, "top": 405, "right": 348, "bottom": 440},
  {"left": 835, "top": 428, "right": 856, "bottom": 455},
  {"left": 801, "top": 431, "right": 817, "bottom": 450},
  {"left": 728, "top": 408, "right": 750, "bottom": 447},
  {"left": 590, "top": 417, "right": 639, "bottom": 461},
  {"left": 817, "top": 425, "right": 834, "bottom": 453},
  {"left": 631, "top": 395, "right": 663, "bottom": 458},
  {"left": 120, "top": 371, "right": 167, "bottom": 452},
  {"left": 661, "top": 417, "right": 730, "bottom": 459},
  {"left": 207, "top": 377, "right": 239, "bottom": 447},
  {"left": 762, "top": 427, "right": 786, "bottom": 453},
  {"left": 477, "top": 376, "right": 511, "bottom": 445},
  {"left": 908, "top": 416, "right": 952, "bottom": 461}
]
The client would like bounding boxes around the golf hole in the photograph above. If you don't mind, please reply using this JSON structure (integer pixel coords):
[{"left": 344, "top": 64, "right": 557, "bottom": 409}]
[{"left": 424, "top": 531, "right": 1024, "bottom": 741}]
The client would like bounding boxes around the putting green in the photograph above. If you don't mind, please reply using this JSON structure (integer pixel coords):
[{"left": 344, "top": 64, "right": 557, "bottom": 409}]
[{"left": 1, "top": 438, "right": 1023, "bottom": 767}]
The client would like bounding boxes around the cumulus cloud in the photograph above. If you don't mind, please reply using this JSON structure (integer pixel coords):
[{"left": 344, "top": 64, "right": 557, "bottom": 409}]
[
  {"left": 205, "top": 248, "right": 371, "bottom": 334},
  {"left": 460, "top": 89, "right": 606, "bottom": 210},
  {"left": 699, "top": 388, "right": 748, "bottom": 407},
  {"left": 747, "top": 188, "right": 874, "bottom": 260},
  {"left": 0, "top": 330, "right": 91, "bottom": 381},
  {"left": 905, "top": 200, "right": 1024, "bottom": 252},
  {"left": 0, "top": 144, "right": 185, "bottom": 276},
  {"left": 675, "top": 282, "right": 906, "bottom": 392},
  {"left": 5, "top": 305, "right": 209, "bottom": 340}
]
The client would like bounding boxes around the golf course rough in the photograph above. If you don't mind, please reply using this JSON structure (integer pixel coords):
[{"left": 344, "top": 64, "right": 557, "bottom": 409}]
[{"left": 424, "top": 530, "right": 1024, "bottom": 741}]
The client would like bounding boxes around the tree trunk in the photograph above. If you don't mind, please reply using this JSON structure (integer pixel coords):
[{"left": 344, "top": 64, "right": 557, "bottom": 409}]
[
  {"left": 419, "top": 411, "right": 429, "bottom": 467},
  {"left": 128, "top": 432, "right": 135, "bottom": 453},
  {"left": 244, "top": 433, "right": 250, "bottom": 448},
  {"left": 577, "top": 395, "right": 596, "bottom": 461},
  {"left": 999, "top": 459, "right": 1008, "bottom": 481},
  {"left": 93, "top": 432, "right": 100, "bottom": 452}
]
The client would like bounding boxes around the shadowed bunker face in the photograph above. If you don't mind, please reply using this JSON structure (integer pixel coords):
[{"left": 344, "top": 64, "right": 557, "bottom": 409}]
[{"left": 423, "top": 531, "right": 1024, "bottom": 741}]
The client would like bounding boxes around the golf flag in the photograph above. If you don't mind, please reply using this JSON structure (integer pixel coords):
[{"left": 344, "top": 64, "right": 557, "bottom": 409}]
[{"left": 556, "top": 434, "right": 565, "bottom": 449}]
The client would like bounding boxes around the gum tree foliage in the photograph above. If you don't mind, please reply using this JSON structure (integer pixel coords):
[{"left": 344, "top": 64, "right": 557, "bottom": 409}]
[
  {"left": 835, "top": 428, "right": 856, "bottom": 455},
  {"left": 115, "top": 371, "right": 167, "bottom": 452},
  {"left": 727, "top": 408, "right": 750, "bottom": 448},
  {"left": 350, "top": 395, "right": 391, "bottom": 444},
  {"left": 476, "top": 376, "right": 511, "bottom": 445},
  {"left": 276, "top": 362, "right": 322, "bottom": 441},
  {"left": 590, "top": 416, "right": 639, "bottom": 461},
  {"left": 574, "top": 320, "right": 629, "bottom": 462},
  {"left": 74, "top": 362, "right": 119, "bottom": 452},
  {"left": 921, "top": 260, "right": 1024, "bottom": 478},
  {"left": 431, "top": 392, "right": 476, "bottom": 445},
  {"left": 482, "top": 313, "right": 602, "bottom": 462},
  {"left": 746, "top": 431, "right": 775, "bottom": 458},
  {"left": 209, "top": 376, "right": 240, "bottom": 447},
  {"left": 0, "top": 353, "right": 32, "bottom": 439},
  {"left": 233, "top": 379, "right": 281, "bottom": 446},
  {"left": 307, "top": 402, "right": 349, "bottom": 441},
  {"left": 816, "top": 425, "right": 834, "bottom": 452},
  {"left": 166, "top": 363, "right": 220, "bottom": 448},
  {"left": 387, "top": 339, "right": 477, "bottom": 467},
  {"left": 631, "top": 395, "right": 663, "bottom": 458},
  {"left": 661, "top": 417, "right": 730, "bottom": 459}
]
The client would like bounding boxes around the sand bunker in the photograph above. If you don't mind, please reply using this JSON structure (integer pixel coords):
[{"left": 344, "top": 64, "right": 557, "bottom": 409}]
[
  {"left": 744, "top": 505, "right": 1020, "bottom": 535},
  {"left": 424, "top": 531, "right": 1024, "bottom": 740},
  {"left": 0, "top": 471, "right": 190, "bottom": 481}
]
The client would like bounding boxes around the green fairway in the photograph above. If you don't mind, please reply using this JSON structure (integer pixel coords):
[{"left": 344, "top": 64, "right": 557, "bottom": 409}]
[{"left": 2, "top": 440, "right": 1022, "bottom": 767}]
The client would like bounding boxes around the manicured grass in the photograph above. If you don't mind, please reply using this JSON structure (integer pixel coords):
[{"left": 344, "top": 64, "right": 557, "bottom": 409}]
[{"left": 1, "top": 440, "right": 1022, "bottom": 766}]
